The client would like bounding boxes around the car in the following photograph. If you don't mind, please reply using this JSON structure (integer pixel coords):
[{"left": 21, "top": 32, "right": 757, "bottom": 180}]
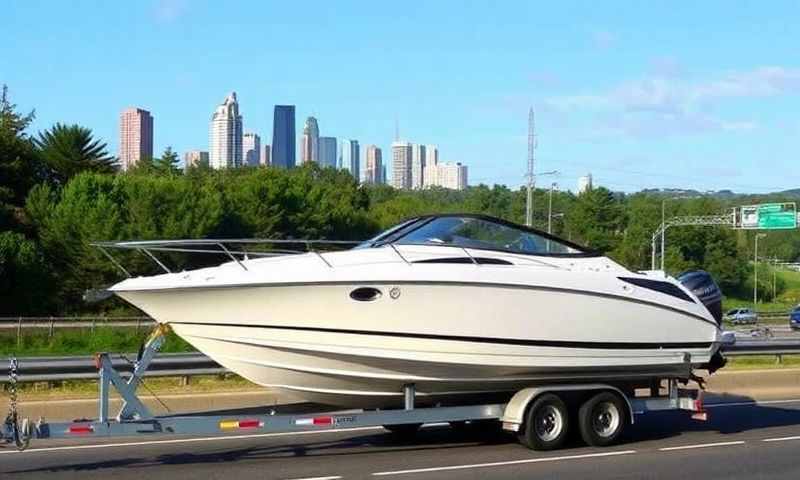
[
  {"left": 724, "top": 308, "right": 759, "bottom": 325},
  {"left": 790, "top": 306, "right": 800, "bottom": 330}
]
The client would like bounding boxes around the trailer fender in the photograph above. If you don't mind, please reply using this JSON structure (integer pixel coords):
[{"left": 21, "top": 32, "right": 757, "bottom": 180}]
[{"left": 501, "top": 384, "right": 634, "bottom": 432}]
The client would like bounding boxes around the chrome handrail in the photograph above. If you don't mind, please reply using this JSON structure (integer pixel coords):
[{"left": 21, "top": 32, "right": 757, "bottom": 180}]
[{"left": 91, "top": 238, "right": 362, "bottom": 275}]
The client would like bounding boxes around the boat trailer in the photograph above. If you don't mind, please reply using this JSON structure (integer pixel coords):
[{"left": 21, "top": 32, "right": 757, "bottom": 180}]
[{"left": 3, "top": 325, "right": 708, "bottom": 452}]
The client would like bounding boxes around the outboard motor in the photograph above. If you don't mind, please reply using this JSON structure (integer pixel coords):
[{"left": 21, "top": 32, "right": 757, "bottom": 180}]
[{"left": 677, "top": 270, "right": 723, "bottom": 325}]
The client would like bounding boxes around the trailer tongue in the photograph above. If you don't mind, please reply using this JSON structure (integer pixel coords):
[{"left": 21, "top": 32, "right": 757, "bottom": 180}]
[{"left": 4, "top": 326, "right": 708, "bottom": 452}]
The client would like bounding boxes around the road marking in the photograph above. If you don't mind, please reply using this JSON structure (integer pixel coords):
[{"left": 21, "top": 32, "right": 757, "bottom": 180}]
[
  {"left": 0, "top": 426, "right": 383, "bottom": 455},
  {"left": 762, "top": 435, "right": 800, "bottom": 443},
  {"left": 659, "top": 441, "right": 745, "bottom": 451},
  {"left": 371, "top": 450, "right": 636, "bottom": 476},
  {"left": 283, "top": 477, "right": 342, "bottom": 480},
  {"left": 706, "top": 398, "right": 800, "bottom": 408}
]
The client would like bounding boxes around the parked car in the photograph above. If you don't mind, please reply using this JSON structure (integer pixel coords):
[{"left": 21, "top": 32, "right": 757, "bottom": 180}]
[
  {"left": 723, "top": 308, "right": 759, "bottom": 325},
  {"left": 790, "top": 305, "right": 800, "bottom": 330}
]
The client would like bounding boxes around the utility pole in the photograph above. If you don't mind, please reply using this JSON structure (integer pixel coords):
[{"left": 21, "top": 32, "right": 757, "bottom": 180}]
[
  {"left": 548, "top": 183, "right": 554, "bottom": 234},
  {"left": 754, "top": 233, "right": 767, "bottom": 307},
  {"left": 525, "top": 108, "right": 536, "bottom": 227}
]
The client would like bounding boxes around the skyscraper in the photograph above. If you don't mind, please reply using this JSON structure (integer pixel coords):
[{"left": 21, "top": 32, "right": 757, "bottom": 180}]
[
  {"left": 119, "top": 107, "right": 153, "bottom": 171},
  {"left": 318, "top": 137, "right": 337, "bottom": 168},
  {"left": 339, "top": 139, "right": 360, "bottom": 180},
  {"left": 209, "top": 92, "right": 243, "bottom": 169},
  {"left": 183, "top": 150, "right": 209, "bottom": 168},
  {"left": 301, "top": 116, "right": 320, "bottom": 164},
  {"left": 577, "top": 174, "right": 593, "bottom": 194},
  {"left": 364, "top": 145, "right": 383, "bottom": 184},
  {"left": 261, "top": 144, "right": 271, "bottom": 166},
  {"left": 391, "top": 141, "right": 412, "bottom": 189},
  {"left": 411, "top": 144, "right": 426, "bottom": 189},
  {"left": 425, "top": 145, "right": 439, "bottom": 169},
  {"left": 272, "top": 105, "right": 295, "bottom": 168},
  {"left": 436, "top": 162, "right": 468, "bottom": 190},
  {"left": 243, "top": 132, "right": 261, "bottom": 167}
]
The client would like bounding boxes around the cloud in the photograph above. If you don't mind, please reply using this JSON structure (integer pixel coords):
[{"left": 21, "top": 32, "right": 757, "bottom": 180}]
[
  {"left": 153, "top": 0, "right": 188, "bottom": 23},
  {"left": 590, "top": 30, "right": 616, "bottom": 50},
  {"left": 543, "top": 65, "right": 800, "bottom": 139}
]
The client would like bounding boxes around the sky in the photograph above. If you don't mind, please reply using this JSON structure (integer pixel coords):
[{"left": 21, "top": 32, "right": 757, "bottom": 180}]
[{"left": 2, "top": 0, "right": 799, "bottom": 193}]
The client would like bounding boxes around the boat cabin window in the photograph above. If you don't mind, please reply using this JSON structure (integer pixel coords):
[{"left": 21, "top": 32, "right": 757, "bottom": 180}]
[{"left": 394, "top": 216, "right": 586, "bottom": 256}]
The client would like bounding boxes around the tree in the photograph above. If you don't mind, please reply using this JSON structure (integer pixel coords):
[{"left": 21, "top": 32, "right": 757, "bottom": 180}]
[
  {"left": 0, "top": 84, "right": 45, "bottom": 230},
  {"left": 0, "top": 231, "right": 53, "bottom": 315},
  {"left": 567, "top": 187, "right": 624, "bottom": 252},
  {"left": 35, "top": 123, "right": 116, "bottom": 185},
  {"left": 153, "top": 146, "right": 180, "bottom": 175}
]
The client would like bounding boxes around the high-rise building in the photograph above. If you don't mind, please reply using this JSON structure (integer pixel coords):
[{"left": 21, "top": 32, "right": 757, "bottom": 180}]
[
  {"left": 381, "top": 164, "right": 387, "bottom": 185},
  {"left": 436, "top": 162, "right": 468, "bottom": 190},
  {"left": 364, "top": 145, "right": 383, "bottom": 184},
  {"left": 411, "top": 144, "right": 426, "bottom": 189},
  {"left": 391, "top": 141, "right": 412, "bottom": 189},
  {"left": 318, "top": 137, "right": 337, "bottom": 168},
  {"left": 577, "top": 174, "right": 593, "bottom": 194},
  {"left": 425, "top": 144, "right": 439, "bottom": 168},
  {"left": 119, "top": 107, "right": 154, "bottom": 171},
  {"left": 261, "top": 144, "right": 271, "bottom": 166},
  {"left": 209, "top": 92, "right": 243, "bottom": 169},
  {"left": 243, "top": 133, "right": 261, "bottom": 167},
  {"left": 183, "top": 150, "right": 209, "bottom": 168},
  {"left": 339, "top": 139, "right": 360, "bottom": 179},
  {"left": 272, "top": 105, "right": 295, "bottom": 168},
  {"left": 301, "top": 116, "right": 319, "bottom": 164},
  {"left": 422, "top": 144, "right": 440, "bottom": 189}
]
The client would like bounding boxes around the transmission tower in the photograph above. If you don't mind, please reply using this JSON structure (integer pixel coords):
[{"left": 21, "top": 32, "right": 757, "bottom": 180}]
[{"left": 525, "top": 107, "right": 536, "bottom": 226}]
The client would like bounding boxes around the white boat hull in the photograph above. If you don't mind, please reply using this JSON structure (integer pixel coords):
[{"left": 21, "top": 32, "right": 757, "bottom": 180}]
[{"left": 118, "top": 279, "right": 720, "bottom": 407}]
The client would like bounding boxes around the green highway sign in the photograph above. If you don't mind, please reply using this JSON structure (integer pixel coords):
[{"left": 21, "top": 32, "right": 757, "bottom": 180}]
[{"left": 739, "top": 203, "right": 797, "bottom": 230}]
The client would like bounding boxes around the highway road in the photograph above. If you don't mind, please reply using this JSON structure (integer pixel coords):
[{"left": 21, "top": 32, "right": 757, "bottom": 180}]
[{"left": 3, "top": 396, "right": 800, "bottom": 479}]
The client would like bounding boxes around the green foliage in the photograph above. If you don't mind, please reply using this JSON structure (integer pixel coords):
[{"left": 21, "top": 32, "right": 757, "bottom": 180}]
[
  {"left": 35, "top": 123, "right": 116, "bottom": 184},
  {"left": 0, "top": 85, "right": 44, "bottom": 231},
  {"left": 152, "top": 146, "right": 180, "bottom": 175},
  {"left": 0, "top": 231, "right": 53, "bottom": 315},
  {"left": 567, "top": 187, "right": 623, "bottom": 253}
]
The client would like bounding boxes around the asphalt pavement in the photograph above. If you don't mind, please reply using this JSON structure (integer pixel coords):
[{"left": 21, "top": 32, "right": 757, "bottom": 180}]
[{"left": 3, "top": 396, "right": 800, "bottom": 479}]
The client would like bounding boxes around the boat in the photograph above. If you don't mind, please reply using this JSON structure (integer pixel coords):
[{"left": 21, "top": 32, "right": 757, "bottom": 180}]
[{"left": 106, "top": 214, "right": 728, "bottom": 408}]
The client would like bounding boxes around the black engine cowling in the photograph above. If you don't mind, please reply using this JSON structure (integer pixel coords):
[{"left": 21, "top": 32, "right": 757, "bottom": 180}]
[{"left": 677, "top": 270, "right": 723, "bottom": 325}]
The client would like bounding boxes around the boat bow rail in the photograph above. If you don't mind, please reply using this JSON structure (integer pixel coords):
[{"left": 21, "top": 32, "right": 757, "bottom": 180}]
[{"left": 91, "top": 238, "right": 362, "bottom": 277}]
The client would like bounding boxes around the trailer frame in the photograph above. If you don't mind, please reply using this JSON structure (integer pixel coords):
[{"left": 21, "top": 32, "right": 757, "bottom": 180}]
[{"left": 3, "top": 325, "right": 707, "bottom": 451}]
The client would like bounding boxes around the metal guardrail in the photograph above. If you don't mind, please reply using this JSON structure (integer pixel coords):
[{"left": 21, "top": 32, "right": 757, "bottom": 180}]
[
  {"left": 2, "top": 342, "right": 800, "bottom": 384},
  {"left": 0, "top": 353, "right": 223, "bottom": 383}
]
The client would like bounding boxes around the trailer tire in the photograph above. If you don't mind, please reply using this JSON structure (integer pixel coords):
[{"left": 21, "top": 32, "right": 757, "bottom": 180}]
[
  {"left": 578, "top": 391, "right": 626, "bottom": 447},
  {"left": 518, "top": 393, "right": 569, "bottom": 450}
]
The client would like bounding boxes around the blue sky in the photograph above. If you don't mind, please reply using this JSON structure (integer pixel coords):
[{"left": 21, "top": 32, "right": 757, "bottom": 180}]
[{"left": 3, "top": 0, "right": 799, "bottom": 193}]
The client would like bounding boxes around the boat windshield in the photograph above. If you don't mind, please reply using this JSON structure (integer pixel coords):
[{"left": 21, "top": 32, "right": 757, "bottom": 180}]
[{"left": 392, "top": 216, "right": 588, "bottom": 256}]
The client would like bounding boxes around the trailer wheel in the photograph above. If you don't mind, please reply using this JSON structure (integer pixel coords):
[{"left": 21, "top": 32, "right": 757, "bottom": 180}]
[
  {"left": 518, "top": 393, "right": 569, "bottom": 450},
  {"left": 384, "top": 423, "right": 421, "bottom": 440},
  {"left": 578, "top": 391, "right": 626, "bottom": 447}
]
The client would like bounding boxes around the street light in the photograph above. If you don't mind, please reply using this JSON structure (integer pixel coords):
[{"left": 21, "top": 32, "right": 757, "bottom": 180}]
[
  {"left": 650, "top": 195, "right": 697, "bottom": 271},
  {"left": 754, "top": 233, "right": 767, "bottom": 307},
  {"left": 547, "top": 182, "right": 557, "bottom": 234},
  {"left": 525, "top": 170, "right": 558, "bottom": 227}
]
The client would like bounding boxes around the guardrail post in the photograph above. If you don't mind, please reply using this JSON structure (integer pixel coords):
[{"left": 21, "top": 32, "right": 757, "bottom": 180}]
[
  {"left": 48, "top": 316, "right": 54, "bottom": 339},
  {"left": 17, "top": 316, "right": 22, "bottom": 347},
  {"left": 776, "top": 354, "right": 783, "bottom": 365},
  {"left": 91, "top": 318, "right": 96, "bottom": 333}
]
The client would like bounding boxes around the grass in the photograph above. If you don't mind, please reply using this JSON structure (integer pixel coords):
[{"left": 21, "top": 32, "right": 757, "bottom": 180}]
[
  {"left": 725, "top": 355, "right": 800, "bottom": 370},
  {"left": 722, "top": 269, "right": 800, "bottom": 320},
  {"left": 0, "top": 326, "right": 194, "bottom": 357}
]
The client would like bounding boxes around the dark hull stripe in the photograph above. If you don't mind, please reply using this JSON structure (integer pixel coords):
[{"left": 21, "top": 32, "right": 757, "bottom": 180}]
[
  {"left": 171, "top": 322, "right": 713, "bottom": 350},
  {"left": 121, "top": 280, "right": 718, "bottom": 327}
]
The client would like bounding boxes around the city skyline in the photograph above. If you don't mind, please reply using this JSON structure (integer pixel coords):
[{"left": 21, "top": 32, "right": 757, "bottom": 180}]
[{"left": 8, "top": 2, "right": 798, "bottom": 192}]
